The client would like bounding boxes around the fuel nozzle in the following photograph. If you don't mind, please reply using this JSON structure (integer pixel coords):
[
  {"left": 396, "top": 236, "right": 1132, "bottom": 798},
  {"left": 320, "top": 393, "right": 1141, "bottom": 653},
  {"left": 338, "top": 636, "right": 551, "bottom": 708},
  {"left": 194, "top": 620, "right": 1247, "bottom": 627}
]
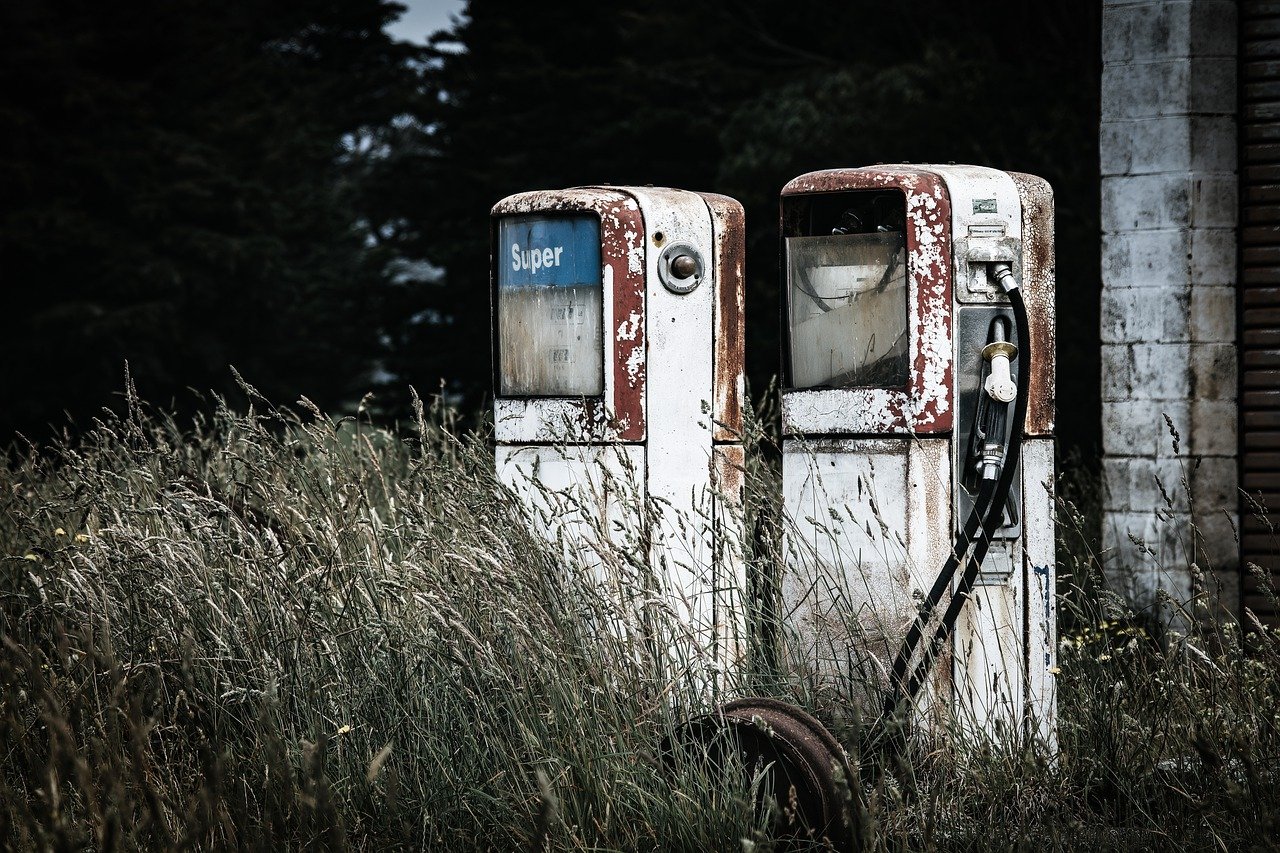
[
  {"left": 991, "top": 261, "right": 1019, "bottom": 294},
  {"left": 982, "top": 334, "right": 1018, "bottom": 405},
  {"left": 971, "top": 316, "right": 1017, "bottom": 482}
]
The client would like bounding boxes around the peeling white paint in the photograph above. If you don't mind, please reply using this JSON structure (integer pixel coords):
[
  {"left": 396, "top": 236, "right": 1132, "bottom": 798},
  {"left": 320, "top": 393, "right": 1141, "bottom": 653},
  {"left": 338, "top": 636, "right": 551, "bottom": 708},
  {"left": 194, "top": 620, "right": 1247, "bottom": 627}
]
[
  {"left": 624, "top": 342, "right": 644, "bottom": 386},
  {"left": 493, "top": 185, "right": 746, "bottom": 698},
  {"left": 616, "top": 309, "right": 640, "bottom": 341},
  {"left": 780, "top": 164, "right": 1056, "bottom": 743}
]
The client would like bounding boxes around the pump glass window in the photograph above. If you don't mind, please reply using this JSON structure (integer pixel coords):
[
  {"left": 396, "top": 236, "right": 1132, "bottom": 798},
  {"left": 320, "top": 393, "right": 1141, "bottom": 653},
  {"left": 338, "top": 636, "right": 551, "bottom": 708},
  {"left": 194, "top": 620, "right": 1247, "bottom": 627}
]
[
  {"left": 786, "top": 192, "right": 909, "bottom": 390},
  {"left": 498, "top": 215, "right": 604, "bottom": 396}
]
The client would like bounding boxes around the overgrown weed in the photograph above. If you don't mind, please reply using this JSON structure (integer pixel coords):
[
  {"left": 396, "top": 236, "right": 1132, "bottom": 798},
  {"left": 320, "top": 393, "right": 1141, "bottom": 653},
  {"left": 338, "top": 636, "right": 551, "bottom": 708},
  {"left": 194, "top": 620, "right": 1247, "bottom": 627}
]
[{"left": 2, "top": 386, "right": 1278, "bottom": 851}]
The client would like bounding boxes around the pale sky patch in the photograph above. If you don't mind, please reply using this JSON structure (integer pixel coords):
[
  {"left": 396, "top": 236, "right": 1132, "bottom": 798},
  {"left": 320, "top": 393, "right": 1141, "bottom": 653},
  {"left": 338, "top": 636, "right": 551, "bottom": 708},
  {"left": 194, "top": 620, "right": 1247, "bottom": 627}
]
[{"left": 385, "top": 0, "right": 467, "bottom": 44}]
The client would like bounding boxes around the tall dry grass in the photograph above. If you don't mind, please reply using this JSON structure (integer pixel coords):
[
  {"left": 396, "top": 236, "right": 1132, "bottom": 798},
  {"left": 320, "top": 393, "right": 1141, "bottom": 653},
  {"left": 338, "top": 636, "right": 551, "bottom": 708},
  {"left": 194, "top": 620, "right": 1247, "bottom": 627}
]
[{"left": 1, "top": 381, "right": 1278, "bottom": 851}]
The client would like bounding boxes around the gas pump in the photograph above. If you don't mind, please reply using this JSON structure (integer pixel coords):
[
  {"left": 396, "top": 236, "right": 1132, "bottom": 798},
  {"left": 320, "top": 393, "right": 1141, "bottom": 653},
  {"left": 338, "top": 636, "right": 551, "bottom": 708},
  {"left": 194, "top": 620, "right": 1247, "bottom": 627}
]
[
  {"left": 490, "top": 185, "right": 746, "bottom": 694},
  {"left": 776, "top": 165, "right": 1056, "bottom": 740}
]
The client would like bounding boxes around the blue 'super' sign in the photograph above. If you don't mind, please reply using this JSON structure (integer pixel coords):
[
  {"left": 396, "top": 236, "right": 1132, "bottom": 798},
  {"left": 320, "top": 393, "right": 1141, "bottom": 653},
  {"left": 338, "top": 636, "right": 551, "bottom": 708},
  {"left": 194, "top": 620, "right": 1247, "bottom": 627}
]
[{"left": 498, "top": 215, "right": 601, "bottom": 288}]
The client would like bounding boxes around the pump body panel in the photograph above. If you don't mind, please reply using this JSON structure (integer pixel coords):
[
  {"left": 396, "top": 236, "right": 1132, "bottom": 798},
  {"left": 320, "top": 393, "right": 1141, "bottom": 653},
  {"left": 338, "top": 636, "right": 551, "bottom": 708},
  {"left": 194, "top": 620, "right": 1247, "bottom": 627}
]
[
  {"left": 779, "top": 165, "right": 1056, "bottom": 742},
  {"left": 491, "top": 186, "right": 746, "bottom": 699}
]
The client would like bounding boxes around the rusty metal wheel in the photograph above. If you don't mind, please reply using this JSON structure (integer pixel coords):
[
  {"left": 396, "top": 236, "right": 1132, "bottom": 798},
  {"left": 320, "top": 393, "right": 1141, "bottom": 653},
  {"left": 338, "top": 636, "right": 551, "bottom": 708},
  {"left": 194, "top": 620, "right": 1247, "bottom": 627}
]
[{"left": 680, "top": 697, "right": 857, "bottom": 852}]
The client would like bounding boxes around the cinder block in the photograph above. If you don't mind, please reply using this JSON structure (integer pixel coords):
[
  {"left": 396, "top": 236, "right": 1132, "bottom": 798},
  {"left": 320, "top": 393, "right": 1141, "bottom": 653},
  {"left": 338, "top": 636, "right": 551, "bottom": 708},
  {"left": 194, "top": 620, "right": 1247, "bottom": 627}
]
[
  {"left": 1101, "top": 58, "right": 1231, "bottom": 121},
  {"left": 1103, "top": 1, "right": 1192, "bottom": 64},
  {"left": 1102, "top": 229, "right": 1192, "bottom": 288},
  {"left": 1101, "top": 344, "right": 1135, "bottom": 400},
  {"left": 1190, "top": 399, "right": 1238, "bottom": 456},
  {"left": 1191, "top": 175, "right": 1238, "bottom": 228},
  {"left": 1131, "top": 342, "right": 1193, "bottom": 400},
  {"left": 1190, "top": 229, "right": 1238, "bottom": 287},
  {"left": 1129, "top": 455, "right": 1193, "bottom": 514},
  {"left": 1101, "top": 118, "right": 1189, "bottom": 176},
  {"left": 1105, "top": 457, "right": 1196, "bottom": 516},
  {"left": 1190, "top": 510, "right": 1240, "bottom": 574},
  {"left": 1102, "top": 175, "right": 1191, "bottom": 231},
  {"left": 1189, "top": 57, "right": 1237, "bottom": 115},
  {"left": 1103, "top": 508, "right": 1194, "bottom": 604},
  {"left": 1103, "top": 456, "right": 1135, "bottom": 511},
  {"left": 1101, "top": 517, "right": 1150, "bottom": 602},
  {"left": 1190, "top": 455, "right": 1239, "bottom": 513},
  {"left": 1189, "top": 116, "right": 1237, "bottom": 173},
  {"left": 1102, "top": 61, "right": 1190, "bottom": 120},
  {"left": 1100, "top": 116, "right": 1234, "bottom": 178},
  {"left": 1102, "top": 342, "right": 1197, "bottom": 402},
  {"left": 1103, "top": 398, "right": 1190, "bottom": 457},
  {"left": 1101, "top": 287, "right": 1190, "bottom": 343},
  {"left": 1189, "top": 342, "right": 1237, "bottom": 402},
  {"left": 1189, "top": 285, "right": 1236, "bottom": 343}
]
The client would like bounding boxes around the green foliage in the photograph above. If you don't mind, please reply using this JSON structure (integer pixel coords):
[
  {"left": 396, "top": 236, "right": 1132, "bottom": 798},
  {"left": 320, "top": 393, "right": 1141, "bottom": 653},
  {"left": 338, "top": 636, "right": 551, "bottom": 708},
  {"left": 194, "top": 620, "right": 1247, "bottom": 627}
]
[{"left": 2, "top": 391, "right": 1278, "bottom": 850}]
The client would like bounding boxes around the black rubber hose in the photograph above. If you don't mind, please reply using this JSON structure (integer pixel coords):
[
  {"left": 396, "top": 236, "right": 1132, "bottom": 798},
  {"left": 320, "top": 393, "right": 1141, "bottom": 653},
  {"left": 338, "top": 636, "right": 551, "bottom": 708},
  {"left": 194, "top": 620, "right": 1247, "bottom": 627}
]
[
  {"left": 883, "top": 476, "right": 997, "bottom": 716},
  {"left": 898, "top": 285, "right": 1031, "bottom": 705}
]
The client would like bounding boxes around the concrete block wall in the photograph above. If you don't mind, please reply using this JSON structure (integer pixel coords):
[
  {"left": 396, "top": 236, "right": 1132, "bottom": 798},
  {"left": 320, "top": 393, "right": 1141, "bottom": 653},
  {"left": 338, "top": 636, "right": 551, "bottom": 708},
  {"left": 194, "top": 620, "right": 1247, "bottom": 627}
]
[{"left": 1100, "top": 0, "right": 1238, "bottom": 608}]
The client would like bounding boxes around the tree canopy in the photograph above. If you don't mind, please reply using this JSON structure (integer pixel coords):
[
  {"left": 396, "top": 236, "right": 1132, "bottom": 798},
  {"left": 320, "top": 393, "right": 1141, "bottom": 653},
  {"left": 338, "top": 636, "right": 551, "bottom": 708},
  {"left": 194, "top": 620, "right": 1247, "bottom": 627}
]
[
  {"left": 1, "top": 0, "right": 419, "bottom": 438},
  {"left": 384, "top": 0, "right": 1100, "bottom": 455},
  {"left": 3, "top": 0, "right": 1101, "bottom": 456}
]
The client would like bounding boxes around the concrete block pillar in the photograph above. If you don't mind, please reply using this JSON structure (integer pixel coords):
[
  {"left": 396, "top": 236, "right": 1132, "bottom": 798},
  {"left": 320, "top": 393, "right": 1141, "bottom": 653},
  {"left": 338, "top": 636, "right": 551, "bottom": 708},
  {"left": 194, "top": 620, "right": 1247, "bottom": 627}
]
[{"left": 1100, "top": 0, "right": 1238, "bottom": 609}]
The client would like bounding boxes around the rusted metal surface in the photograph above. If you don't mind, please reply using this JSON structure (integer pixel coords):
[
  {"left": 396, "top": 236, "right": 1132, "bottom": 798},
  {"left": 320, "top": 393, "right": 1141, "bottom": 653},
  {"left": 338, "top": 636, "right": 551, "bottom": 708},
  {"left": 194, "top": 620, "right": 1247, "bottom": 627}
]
[
  {"left": 494, "top": 185, "right": 749, "bottom": 697},
  {"left": 714, "top": 444, "right": 747, "bottom": 673},
  {"left": 697, "top": 192, "right": 746, "bottom": 443},
  {"left": 681, "top": 697, "right": 855, "bottom": 852},
  {"left": 780, "top": 436, "right": 953, "bottom": 719},
  {"left": 713, "top": 444, "right": 745, "bottom": 507},
  {"left": 779, "top": 166, "right": 1055, "bottom": 743},
  {"left": 626, "top": 186, "right": 728, "bottom": 693},
  {"left": 781, "top": 167, "right": 955, "bottom": 436},
  {"left": 492, "top": 187, "right": 646, "bottom": 443},
  {"left": 1008, "top": 172, "right": 1056, "bottom": 437},
  {"left": 1021, "top": 438, "right": 1057, "bottom": 746}
]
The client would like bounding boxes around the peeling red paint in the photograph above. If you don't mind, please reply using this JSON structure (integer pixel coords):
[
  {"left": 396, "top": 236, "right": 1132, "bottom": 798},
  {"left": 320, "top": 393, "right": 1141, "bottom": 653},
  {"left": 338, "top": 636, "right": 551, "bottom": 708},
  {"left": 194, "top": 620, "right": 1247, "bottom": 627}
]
[
  {"left": 781, "top": 167, "right": 955, "bottom": 435},
  {"left": 1008, "top": 173, "right": 1056, "bottom": 437},
  {"left": 696, "top": 192, "right": 746, "bottom": 443},
  {"left": 491, "top": 188, "right": 646, "bottom": 442},
  {"left": 713, "top": 444, "right": 745, "bottom": 507}
]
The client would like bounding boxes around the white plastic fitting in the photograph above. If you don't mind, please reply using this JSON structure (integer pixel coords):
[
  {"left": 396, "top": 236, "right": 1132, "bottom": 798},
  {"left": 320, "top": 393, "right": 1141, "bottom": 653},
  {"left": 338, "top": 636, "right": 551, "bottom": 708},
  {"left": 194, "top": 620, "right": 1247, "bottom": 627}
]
[{"left": 982, "top": 340, "right": 1018, "bottom": 403}]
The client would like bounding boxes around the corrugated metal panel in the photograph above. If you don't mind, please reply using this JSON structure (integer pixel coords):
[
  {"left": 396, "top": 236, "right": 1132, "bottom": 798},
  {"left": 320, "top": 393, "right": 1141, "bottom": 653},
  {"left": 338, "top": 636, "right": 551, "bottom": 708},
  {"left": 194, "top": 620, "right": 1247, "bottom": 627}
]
[{"left": 1241, "top": 0, "right": 1280, "bottom": 620}]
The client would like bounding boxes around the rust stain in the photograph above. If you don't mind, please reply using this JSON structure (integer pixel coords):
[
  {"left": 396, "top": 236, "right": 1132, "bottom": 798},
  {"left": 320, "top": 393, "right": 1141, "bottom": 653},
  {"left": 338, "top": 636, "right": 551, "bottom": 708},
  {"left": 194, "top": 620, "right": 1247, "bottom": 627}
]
[
  {"left": 696, "top": 192, "right": 746, "bottom": 443},
  {"left": 712, "top": 444, "right": 745, "bottom": 507},
  {"left": 1007, "top": 173, "right": 1055, "bottom": 437},
  {"left": 491, "top": 188, "right": 647, "bottom": 441},
  {"left": 781, "top": 167, "right": 955, "bottom": 434}
]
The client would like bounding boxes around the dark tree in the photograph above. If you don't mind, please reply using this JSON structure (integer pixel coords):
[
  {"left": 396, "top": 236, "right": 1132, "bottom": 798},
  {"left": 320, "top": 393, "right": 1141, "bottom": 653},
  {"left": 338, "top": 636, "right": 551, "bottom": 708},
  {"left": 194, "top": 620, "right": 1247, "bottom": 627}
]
[
  {"left": 3, "top": 0, "right": 1102, "bottom": 460},
  {"left": 383, "top": 0, "right": 1100, "bottom": 458},
  {"left": 0, "top": 0, "right": 420, "bottom": 441}
]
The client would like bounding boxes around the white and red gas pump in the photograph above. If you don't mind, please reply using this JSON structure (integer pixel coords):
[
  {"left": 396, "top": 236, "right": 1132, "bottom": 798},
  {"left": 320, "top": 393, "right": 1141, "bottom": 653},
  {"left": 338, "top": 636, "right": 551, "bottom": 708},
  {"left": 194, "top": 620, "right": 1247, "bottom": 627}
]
[
  {"left": 490, "top": 185, "right": 746, "bottom": 695},
  {"left": 776, "top": 165, "right": 1057, "bottom": 741}
]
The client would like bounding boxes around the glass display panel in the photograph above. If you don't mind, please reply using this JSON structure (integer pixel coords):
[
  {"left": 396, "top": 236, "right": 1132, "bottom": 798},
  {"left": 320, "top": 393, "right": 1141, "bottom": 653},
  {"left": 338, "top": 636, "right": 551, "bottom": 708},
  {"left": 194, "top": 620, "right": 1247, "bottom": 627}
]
[
  {"left": 787, "top": 232, "right": 908, "bottom": 389},
  {"left": 498, "top": 215, "right": 604, "bottom": 396}
]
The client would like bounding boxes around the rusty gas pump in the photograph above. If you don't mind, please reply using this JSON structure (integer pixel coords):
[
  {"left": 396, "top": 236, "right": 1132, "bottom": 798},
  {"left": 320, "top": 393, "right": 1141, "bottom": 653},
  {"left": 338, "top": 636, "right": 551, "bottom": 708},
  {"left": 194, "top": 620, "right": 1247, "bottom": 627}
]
[
  {"left": 697, "top": 166, "right": 1056, "bottom": 851},
  {"left": 490, "top": 185, "right": 746, "bottom": 695},
  {"left": 775, "top": 165, "right": 1056, "bottom": 739}
]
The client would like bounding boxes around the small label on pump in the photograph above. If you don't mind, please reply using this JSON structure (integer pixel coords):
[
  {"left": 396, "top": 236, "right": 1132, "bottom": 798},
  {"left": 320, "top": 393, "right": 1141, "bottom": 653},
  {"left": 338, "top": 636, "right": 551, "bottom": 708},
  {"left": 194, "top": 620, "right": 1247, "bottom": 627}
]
[
  {"left": 553, "top": 302, "right": 588, "bottom": 324},
  {"left": 972, "top": 198, "right": 998, "bottom": 214}
]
